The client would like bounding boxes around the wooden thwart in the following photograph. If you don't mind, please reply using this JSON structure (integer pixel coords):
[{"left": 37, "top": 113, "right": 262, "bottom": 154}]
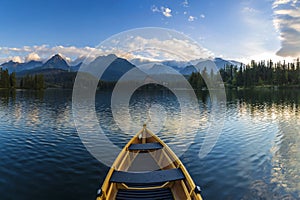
[{"left": 110, "top": 168, "right": 184, "bottom": 184}]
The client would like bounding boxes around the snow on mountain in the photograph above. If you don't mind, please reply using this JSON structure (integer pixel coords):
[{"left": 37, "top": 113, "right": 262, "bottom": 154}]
[
  {"left": 162, "top": 60, "right": 191, "bottom": 69},
  {"left": 0, "top": 54, "right": 242, "bottom": 77},
  {"left": 213, "top": 57, "right": 242, "bottom": 69},
  {"left": 83, "top": 54, "right": 139, "bottom": 81},
  {"left": 179, "top": 65, "right": 198, "bottom": 75},
  {"left": 130, "top": 58, "right": 157, "bottom": 66},
  {"left": 137, "top": 63, "right": 178, "bottom": 75},
  {"left": 194, "top": 60, "right": 216, "bottom": 72}
]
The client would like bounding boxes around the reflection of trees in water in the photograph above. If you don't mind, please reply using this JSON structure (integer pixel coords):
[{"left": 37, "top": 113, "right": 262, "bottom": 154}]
[
  {"left": 17, "top": 89, "right": 44, "bottom": 101},
  {"left": 0, "top": 89, "right": 73, "bottom": 129},
  {"left": 240, "top": 100, "right": 300, "bottom": 199},
  {"left": 227, "top": 88, "right": 300, "bottom": 106},
  {"left": 233, "top": 89, "right": 299, "bottom": 122},
  {"left": 0, "top": 89, "right": 16, "bottom": 105}
]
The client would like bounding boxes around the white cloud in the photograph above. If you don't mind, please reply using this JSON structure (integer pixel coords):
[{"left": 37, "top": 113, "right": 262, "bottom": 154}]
[
  {"left": 0, "top": 45, "right": 101, "bottom": 64},
  {"left": 272, "top": 0, "right": 294, "bottom": 8},
  {"left": 151, "top": 5, "right": 160, "bottom": 13},
  {"left": 108, "top": 36, "right": 213, "bottom": 61},
  {"left": 25, "top": 52, "right": 41, "bottom": 62},
  {"left": 242, "top": 6, "right": 258, "bottom": 13},
  {"left": 162, "top": 7, "right": 172, "bottom": 17},
  {"left": 182, "top": 0, "right": 189, "bottom": 7},
  {"left": 12, "top": 56, "right": 22, "bottom": 63},
  {"left": 232, "top": 51, "right": 295, "bottom": 64},
  {"left": 188, "top": 16, "right": 197, "bottom": 21},
  {"left": 183, "top": 11, "right": 187, "bottom": 15},
  {"left": 151, "top": 5, "right": 172, "bottom": 18},
  {"left": 200, "top": 14, "right": 205, "bottom": 18},
  {"left": 0, "top": 41, "right": 212, "bottom": 64},
  {"left": 272, "top": 0, "right": 300, "bottom": 57},
  {"left": 274, "top": 8, "right": 300, "bottom": 17},
  {"left": 0, "top": 28, "right": 215, "bottom": 64}
]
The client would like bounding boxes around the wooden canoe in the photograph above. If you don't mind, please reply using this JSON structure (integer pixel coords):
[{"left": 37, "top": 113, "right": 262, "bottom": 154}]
[{"left": 96, "top": 124, "right": 203, "bottom": 200}]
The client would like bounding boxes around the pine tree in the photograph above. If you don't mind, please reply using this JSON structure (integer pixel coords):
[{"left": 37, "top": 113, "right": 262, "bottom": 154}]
[
  {"left": 297, "top": 58, "right": 300, "bottom": 84},
  {"left": 0, "top": 69, "right": 10, "bottom": 88},
  {"left": 10, "top": 72, "right": 16, "bottom": 88},
  {"left": 236, "top": 65, "right": 243, "bottom": 86}
]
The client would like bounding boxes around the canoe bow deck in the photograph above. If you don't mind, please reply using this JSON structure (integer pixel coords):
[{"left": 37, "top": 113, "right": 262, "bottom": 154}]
[{"left": 96, "top": 125, "right": 203, "bottom": 200}]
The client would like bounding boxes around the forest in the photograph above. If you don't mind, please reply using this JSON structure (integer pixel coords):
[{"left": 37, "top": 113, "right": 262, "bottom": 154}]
[
  {"left": 189, "top": 59, "right": 300, "bottom": 90},
  {"left": 19, "top": 74, "right": 45, "bottom": 90},
  {"left": 0, "top": 68, "right": 17, "bottom": 89},
  {"left": 1, "top": 58, "right": 300, "bottom": 91},
  {"left": 0, "top": 68, "right": 44, "bottom": 90}
]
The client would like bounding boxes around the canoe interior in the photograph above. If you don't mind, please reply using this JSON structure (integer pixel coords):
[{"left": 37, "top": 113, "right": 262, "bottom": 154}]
[{"left": 97, "top": 127, "right": 202, "bottom": 200}]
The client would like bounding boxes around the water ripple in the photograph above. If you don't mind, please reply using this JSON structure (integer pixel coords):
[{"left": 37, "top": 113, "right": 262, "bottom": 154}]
[{"left": 0, "top": 89, "right": 299, "bottom": 199}]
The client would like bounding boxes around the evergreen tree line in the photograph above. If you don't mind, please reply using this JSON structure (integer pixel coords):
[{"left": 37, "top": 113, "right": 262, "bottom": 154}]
[
  {"left": 19, "top": 74, "right": 45, "bottom": 90},
  {"left": 220, "top": 59, "right": 300, "bottom": 87},
  {"left": 0, "top": 68, "right": 16, "bottom": 88},
  {"left": 188, "top": 71, "right": 207, "bottom": 90},
  {"left": 189, "top": 59, "right": 300, "bottom": 89}
]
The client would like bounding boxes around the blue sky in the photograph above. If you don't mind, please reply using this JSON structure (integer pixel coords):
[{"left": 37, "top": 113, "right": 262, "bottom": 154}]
[{"left": 0, "top": 0, "right": 299, "bottom": 63}]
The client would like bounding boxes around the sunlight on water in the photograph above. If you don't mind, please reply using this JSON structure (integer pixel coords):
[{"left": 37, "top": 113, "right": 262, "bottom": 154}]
[{"left": 0, "top": 88, "right": 299, "bottom": 199}]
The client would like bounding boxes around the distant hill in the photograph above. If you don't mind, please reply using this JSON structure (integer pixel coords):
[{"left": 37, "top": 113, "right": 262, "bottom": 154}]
[
  {"left": 41, "top": 54, "right": 70, "bottom": 71},
  {"left": 139, "top": 63, "right": 179, "bottom": 75},
  {"left": 92, "top": 55, "right": 139, "bottom": 81},
  {"left": 0, "top": 54, "right": 243, "bottom": 88},
  {"left": 130, "top": 57, "right": 242, "bottom": 73},
  {"left": 180, "top": 65, "right": 198, "bottom": 75},
  {"left": 0, "top": 60, "right": 43, "bottom": 73},
  {"left": 0, "top": 54, "right": 78, "bottom": 74},
  {"left": 213, "top": 57, "right": 242, "bottom": 69},
  {"left": 1, "top": 54, "right": 242, "bottom": 77}
]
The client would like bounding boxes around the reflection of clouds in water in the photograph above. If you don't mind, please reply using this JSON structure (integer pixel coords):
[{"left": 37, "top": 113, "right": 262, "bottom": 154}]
[
  {"left": 54, "top": 104, "right": 73, "bottom": 129},
  {"left": 242, "top": 180, "right": 297, "bottom": 200},
  {"left": 236, "top": 102, "right": 300, "bottom": 199},
  {"left": 146, "top": 103, "right": 167, "bottom": 134},
  {"left": 271, "top": 120, "right": 300, "bottom": 199},
  {"left": 27, "top": 106, "right": 40, "bottom": 126},
  {"left": 13, "top": 103, "right": 22, "bottom": 123},
  {"left": 111, "top": 89, "right": 202, "bottom": 158}
]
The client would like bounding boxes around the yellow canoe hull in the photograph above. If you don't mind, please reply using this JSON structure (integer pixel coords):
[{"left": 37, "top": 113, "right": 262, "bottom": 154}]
[{"left": 97, "top": 125, "right": 203, "bottom": 200}]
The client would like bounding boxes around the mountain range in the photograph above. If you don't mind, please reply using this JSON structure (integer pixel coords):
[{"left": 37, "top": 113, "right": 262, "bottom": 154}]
[
  {"left": 1, "top": 54, "right": 73, "bottom": 74},
  {"left": 0, "top": 54, "right": 242, "bottom": 82}
]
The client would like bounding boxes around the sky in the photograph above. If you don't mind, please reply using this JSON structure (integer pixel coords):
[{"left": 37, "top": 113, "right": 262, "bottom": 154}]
[{"left": 0, "top": 0, "right": 299, "bottom": 64}]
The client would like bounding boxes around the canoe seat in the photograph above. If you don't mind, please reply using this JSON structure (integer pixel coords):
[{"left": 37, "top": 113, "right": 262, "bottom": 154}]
[
  {"left": 116, "top": 188, "right": 174, "bottom": 200},
  {"left": 110, "top": 168, "right": 185, "bottom": 184},
  {"left": 128, "top": 142, "right": 163, "bottom": 151}
]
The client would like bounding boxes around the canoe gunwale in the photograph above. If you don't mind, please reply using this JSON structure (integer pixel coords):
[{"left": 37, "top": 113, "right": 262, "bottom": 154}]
[{"left": 97, "top": 126, "right": 203, "bottom": 200}]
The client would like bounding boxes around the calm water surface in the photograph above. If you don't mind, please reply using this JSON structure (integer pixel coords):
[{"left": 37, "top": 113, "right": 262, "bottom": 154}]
[{"left": 0, "top": 88, "right": 299, "bottom": 200}]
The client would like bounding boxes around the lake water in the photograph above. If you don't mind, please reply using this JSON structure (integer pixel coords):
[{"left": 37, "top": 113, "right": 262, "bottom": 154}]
[{"left": 0, "top": 88, "right": 299, "bottom": 200}]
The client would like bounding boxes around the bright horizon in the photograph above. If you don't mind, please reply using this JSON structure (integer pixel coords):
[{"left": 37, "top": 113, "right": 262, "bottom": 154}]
[{"left": 0, "top": 0, "right": 300, "bottom": 64}]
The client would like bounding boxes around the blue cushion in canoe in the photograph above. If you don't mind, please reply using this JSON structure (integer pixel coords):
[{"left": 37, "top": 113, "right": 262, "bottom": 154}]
[
  {"left": 110, "top": 168, "right": 185, "bottom": 184},
  {"left": 128, "top": 142, "right": 163, "bottom": 151}
]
